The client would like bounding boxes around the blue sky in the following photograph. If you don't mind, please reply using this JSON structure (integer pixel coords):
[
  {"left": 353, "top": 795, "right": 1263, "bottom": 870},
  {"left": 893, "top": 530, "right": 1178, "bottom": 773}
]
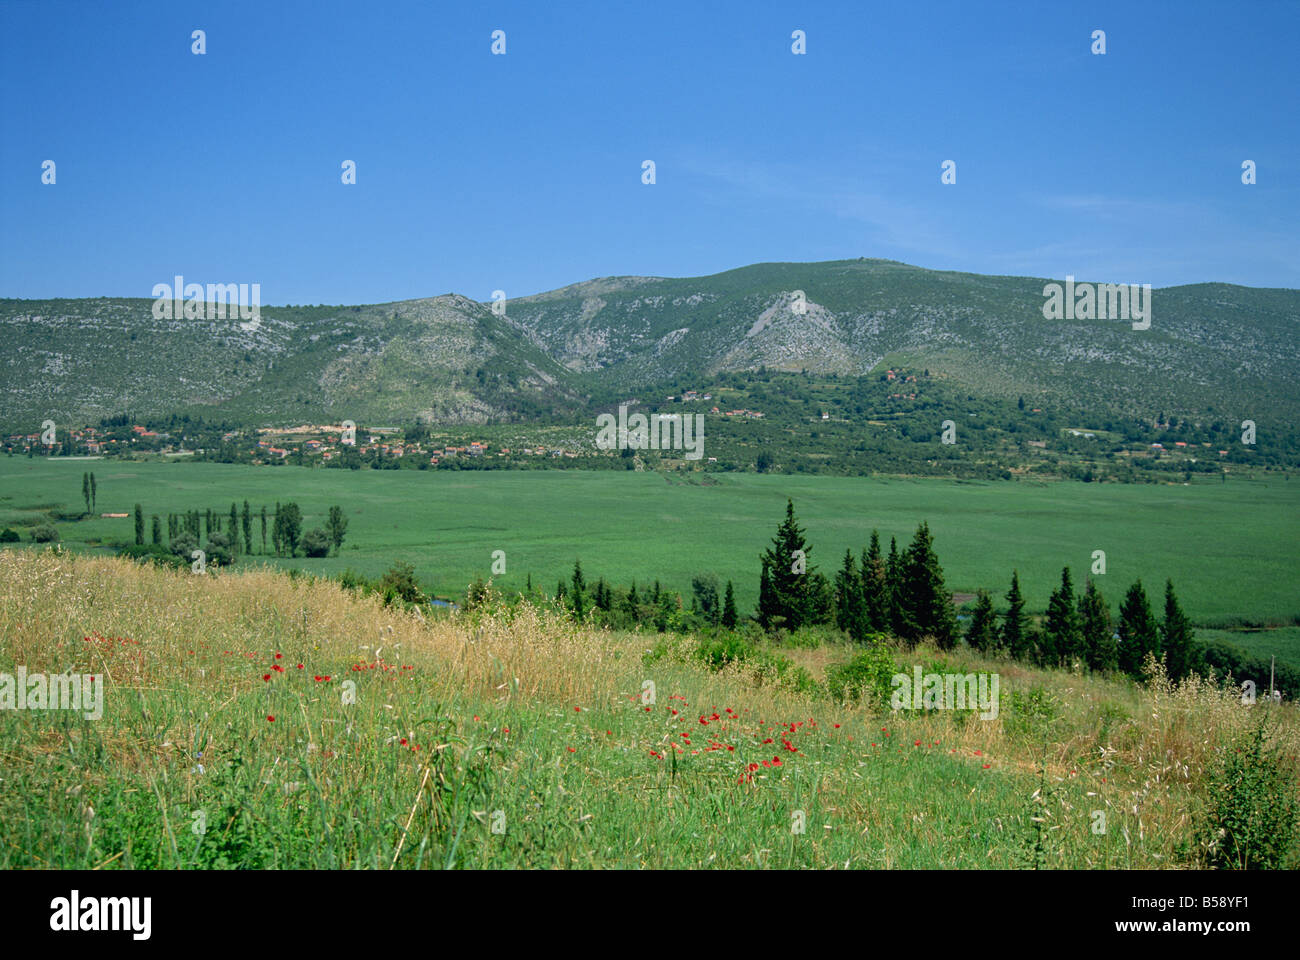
[{"left": 2, "top": 0, "right": 1296, "bottom": 304}]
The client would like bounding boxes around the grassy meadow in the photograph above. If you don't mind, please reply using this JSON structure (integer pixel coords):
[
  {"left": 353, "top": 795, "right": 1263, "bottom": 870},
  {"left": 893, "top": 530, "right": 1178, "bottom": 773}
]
[
  {"left": 3, "top": 549, "right": 1297, "bottom": 869},
  {"left": 1, "top": 456, "right": 1297, "bottom": 636}
]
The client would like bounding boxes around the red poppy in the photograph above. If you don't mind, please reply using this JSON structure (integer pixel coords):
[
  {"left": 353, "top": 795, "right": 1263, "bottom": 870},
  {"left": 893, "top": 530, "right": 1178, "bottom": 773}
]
[
  {"left": 266, "top": 715, "right": 275, "bottom": 722},
  {"left": 262, "top": 674, "right": 271, "bottom": 681},
  {"left": 275, "top": 653, "right": 282, "bottom": 659}
]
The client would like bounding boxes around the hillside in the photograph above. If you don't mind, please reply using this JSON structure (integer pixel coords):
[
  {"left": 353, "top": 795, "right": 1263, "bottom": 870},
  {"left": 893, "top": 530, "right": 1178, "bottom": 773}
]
[
  {"left": 2, "top": 259, "right": 1297, "bottom": 432},
  {"left": 2, "top": 549, "right": 1296, "bottom": 869}
]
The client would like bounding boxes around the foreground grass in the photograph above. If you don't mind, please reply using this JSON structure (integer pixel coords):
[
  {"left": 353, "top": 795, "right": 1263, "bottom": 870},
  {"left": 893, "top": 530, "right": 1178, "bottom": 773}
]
[{"left": 1, "top": 550, "right": 1296, "bottom": 869}]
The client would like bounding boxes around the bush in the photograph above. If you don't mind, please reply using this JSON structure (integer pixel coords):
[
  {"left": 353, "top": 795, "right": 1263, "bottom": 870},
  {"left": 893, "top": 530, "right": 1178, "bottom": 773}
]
[
  {"left": 301, "top": 528, "right": 331, "bottom": 558},
  {"left": 30, "top": 524, "right": 58, "bottom": 543},
  {"left": 695, "top": 633, "right": 756, "bottom": 669},
  {"left": 117, "top": 543, "right": 186, "bottom": 570},
  {"left": 170, "top": 532, "right": 198, "bottom": 559},
  {"left": 0, "top": 528, "right": 19, "bottom": 543},
  {"left": 825, "top": 641, "right": 898, "bottom": 706},
  {"left": 1194, "top": 718, "right": 1300, "bottom": 869},
  {"left": 379, "top": 561, "right": 427, "bottom": 605},
  {"left": 206, "top": 531, "right": 234, "bottom": 567}
]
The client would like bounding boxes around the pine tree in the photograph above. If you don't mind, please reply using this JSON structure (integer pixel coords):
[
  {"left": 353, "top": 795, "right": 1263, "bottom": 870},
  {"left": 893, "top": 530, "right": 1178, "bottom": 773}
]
[
  {"left": 721, "top": 580, "right": 738, "bottom": 629},
  {"left": 625, "top": 581, "right": 641, "bottom": 621},
  {"left": 1041, "top": 567, "right": 1082, "bottom": 667},
  {"left": 758, "top": 499, "right": 821, "bottom": 631},
  {"left": 965, "top": 589, "right": 998, "bottom": 652},
  {"left": 134, "top": 504, "right": 144, "bottom": 546},
  {"left": 860, "top": 531, "right": 888, "bottom": 632},
  {"left": 1078, "top": 579, "right": 1117, "bottom": 672},
  {"left": 1002, "top": 571, "right": 1031, "bottom": 660},
  {"left": 1161, "top": 579, "right": 1197, "bottom": 682},
  {"left": 897, "top": 522, "right": 957, "bottom": 648},
  {"left": 1118, "top": 580, "right": 1161, "bottom": 677}
]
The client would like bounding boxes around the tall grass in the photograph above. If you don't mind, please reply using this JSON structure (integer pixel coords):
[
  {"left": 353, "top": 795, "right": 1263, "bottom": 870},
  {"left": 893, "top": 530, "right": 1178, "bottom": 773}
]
[{"left": 1, "top": 549, "right": 1296, "bottom": 869}]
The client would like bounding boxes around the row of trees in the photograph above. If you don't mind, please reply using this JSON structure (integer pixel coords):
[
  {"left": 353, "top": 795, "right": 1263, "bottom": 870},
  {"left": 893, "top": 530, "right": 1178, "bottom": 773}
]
[
  {"left": 756, "top": 498, "right": 1201, "bottom": 683},
  {"left": 759, "top": 500, "right": 958, "bottom": 646},
  {"left": 965, "top": 569, "right": 1197, "bottom": 681},
  {"left": 129, "top": 501, "right": 348, "bottom": 560}
]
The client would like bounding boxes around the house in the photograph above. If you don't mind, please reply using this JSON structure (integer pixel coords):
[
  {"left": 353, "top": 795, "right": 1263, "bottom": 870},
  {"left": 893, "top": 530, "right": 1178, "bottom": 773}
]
[
  {"left": 1174, "top": 441, "right": 1187, "bottom": 448},
  {"left": 821, "top": 412, "right": 829, "bottom": 420}
]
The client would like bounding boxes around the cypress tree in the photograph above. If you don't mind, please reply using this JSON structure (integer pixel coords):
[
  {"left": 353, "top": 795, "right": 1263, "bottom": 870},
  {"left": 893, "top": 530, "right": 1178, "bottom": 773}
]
[
  {"left": 757, "top": 564, "right": 777, "bottom": 629},
  {"left": 834, "top": 549, "right": 861, "bottom": 635},
  {"left": 1001, "top": 571, "right": 1031, "bottom": 660},
  {"left": 571, "top": 560, "right": 586, "bottom": 618},
  {"left": 260, "top": 505, "right": 268, "bottom": 554},
  {"left": 1118, "top": 580, "right": 1161, "bottom": 677},
  {"left": 965, "top": 589, "right": 998, "bottom": 652},
  {"left": 89, "top": 472, "right": 96, "bottom": 511},
  {"left": 241, "top": 501, "right": 252, "bottom": 555},
  {"left": 625, "top": 581, "right": 641, "bottom": 620},
  {"left": 134, "top": 504, "right": 144, "bottom": 545},
  {"left": 721, "top": 580, "right": 738, "bottom": 629},
  {"left": 1041, "top": 567, "right": 1082, "bottom": 667},
  {"left": 885, "top": 536, "right": 905, "bottom": 637},
  {"left": 1161, "top": 579, "right": 1197, "bottom": 682},
  {"left": 1078, "top": 579, "right": 1117, "bottom": 672},
  {"left": 229, "top": 503, "right": 239, "bottom": 555},
  {"left": 151, "top": 515, "right": 161, "bottom": 546},
  {"left": 82, "top": 473, "right": 91, "bottom": 514}
]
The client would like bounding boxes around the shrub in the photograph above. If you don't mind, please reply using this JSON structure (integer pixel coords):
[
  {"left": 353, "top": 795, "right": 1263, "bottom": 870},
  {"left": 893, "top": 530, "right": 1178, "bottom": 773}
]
[
  {"left": 170, "top": 532, "right": 198, "bottom": 559},
  {"left": 117, "top": 543, "right": 186, "bottom": 570},
  {"left": 30, "top": 524, "right": 58, "bottom": 543},
  {"left": 379, "top": 561, "right": 427, "bottom": 605},
  {"left": 206, "top": 531, "right": 235, "bottom": 566},
  {"left": 0, "top": 528, "right": 20, "bottom": 543},
  {"left": 1194, "top": 718, "right": 1300, "bottom": 869},
  {"left": 825, "top": 641, "right": 898, "bottom": 706},
  {"left": 301, "top": 528, "right": 331, "bottom": 558}
]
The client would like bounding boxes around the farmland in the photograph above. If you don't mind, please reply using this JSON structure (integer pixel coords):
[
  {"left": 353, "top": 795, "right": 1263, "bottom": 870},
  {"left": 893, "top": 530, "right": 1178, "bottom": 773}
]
[{"left": 1, "top": 457, "right": 1296, "bottom": 638}]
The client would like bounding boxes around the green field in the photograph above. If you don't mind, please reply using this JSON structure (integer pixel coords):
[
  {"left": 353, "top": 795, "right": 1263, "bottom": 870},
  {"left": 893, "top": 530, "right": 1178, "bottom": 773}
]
[{"left": 2, "top": 457, "right": 1297, "bottom": 635}]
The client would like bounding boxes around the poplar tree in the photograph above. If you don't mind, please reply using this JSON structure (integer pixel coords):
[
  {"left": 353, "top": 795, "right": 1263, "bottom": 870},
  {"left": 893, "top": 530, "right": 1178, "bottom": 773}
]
[{"left": 134, "top": 504, "right": 144, "bottom": 545}]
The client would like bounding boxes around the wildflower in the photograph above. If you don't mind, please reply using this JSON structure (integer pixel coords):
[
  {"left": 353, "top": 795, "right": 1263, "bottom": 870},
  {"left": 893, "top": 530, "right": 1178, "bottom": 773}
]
[
  {"left": 262, "top": 674, "right": 271, "bottom": 682},
  {"left": 267, "top": 715, "right": 275, "bottom": 722},
  {"left": 567, "top": 747, "right": 576, "bottom": 752}
]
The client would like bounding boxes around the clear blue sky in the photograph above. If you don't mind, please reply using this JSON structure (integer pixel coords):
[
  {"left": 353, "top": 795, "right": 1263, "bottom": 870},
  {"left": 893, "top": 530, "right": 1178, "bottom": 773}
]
[{"left": 2, "top": 0, "right": 1296, "bottom": 304}]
